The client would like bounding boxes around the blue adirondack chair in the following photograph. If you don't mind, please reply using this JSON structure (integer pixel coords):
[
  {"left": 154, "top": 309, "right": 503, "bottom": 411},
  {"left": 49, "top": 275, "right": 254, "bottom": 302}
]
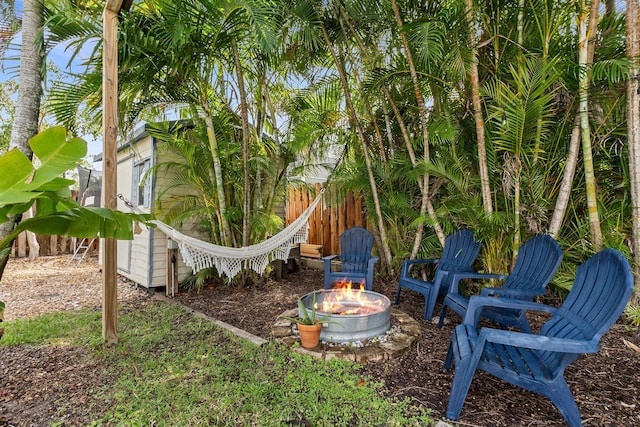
[
  {"left": 323, "top": 227, "right": 379, "bottom": 291},
  {"left": 444, "top": 248, "right": 634, "bottom": 427},
  {"left": 438, "top": 234, "right": 562, "bottom": 332},
  {"left": 395, "top": 229, "right": 481, "bottom": 320}
]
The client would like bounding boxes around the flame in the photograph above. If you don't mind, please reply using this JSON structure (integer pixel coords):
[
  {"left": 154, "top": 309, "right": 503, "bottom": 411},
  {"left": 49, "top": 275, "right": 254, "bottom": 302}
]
[{"left": 319, "top": 280, "right": 386, "bottom": 315}]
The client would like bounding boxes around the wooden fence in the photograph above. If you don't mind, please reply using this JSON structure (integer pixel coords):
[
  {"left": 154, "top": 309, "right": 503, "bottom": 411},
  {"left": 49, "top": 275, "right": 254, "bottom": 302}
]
[
  {"left": 286, "top": 183, "right": 367, "bottom": 257},
  {"left": 10, "top": 234, "right": 95, "bottom": 258}
]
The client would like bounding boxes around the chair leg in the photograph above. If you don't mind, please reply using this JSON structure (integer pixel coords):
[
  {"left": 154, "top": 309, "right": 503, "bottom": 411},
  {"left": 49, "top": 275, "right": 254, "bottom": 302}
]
[
  {"left": 394, "top": 286, "right": 402, "bottom": 305},
  {"left": 495, "top": 312, "right": 533, "bottom": 333},
  {"left": 437, "top": 305, "right": 448, "bottom": 328},
  {"left": 424, "top": 288, "right": 441, "bottom": 320},
  {"left": 446, "top": 355, "right": 479, "bottom": 420},
  {"left": 445, "top": 345, "right": 484, "bottom": 421},
  {"left": 446, "top": 325, "right": 484, "bottom": 421},
  {"left": 513, "top": 313, "right": 533, "bottom": 334},
  {"left": 444, "top": 342, "right": 454, "bottom": 370},
  {"left": 545, "top": 379, "right": 583, "bottom": 427}
]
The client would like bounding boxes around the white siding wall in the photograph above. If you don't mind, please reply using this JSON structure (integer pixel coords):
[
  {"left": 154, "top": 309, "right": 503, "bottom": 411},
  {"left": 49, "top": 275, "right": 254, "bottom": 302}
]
[
  {"left": 116, "top": 138, "right": 154, "bottom": 287},
  {"left": 114, "top": 130, "right": 209, "bottom": 289},
  {"left": 151, "top": 140, "right": 208, "bottom": 284}
]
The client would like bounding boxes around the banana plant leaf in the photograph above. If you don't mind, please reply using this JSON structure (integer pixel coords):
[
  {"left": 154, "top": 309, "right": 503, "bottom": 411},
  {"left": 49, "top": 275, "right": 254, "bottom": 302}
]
[
  {"left": 0, "top": 126, "right": 155, "bottom": 254},
  {"left": 0, "top": 127, "right": 84, "bottom": 211},
  {"left": 0, "top": 207, "right": 153, "bottom": 250}
]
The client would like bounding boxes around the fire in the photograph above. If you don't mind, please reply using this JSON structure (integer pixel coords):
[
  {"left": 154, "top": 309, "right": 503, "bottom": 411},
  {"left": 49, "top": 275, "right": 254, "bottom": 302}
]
[{"left": 319, "top": 280, "right": 386, "bottom": 315}]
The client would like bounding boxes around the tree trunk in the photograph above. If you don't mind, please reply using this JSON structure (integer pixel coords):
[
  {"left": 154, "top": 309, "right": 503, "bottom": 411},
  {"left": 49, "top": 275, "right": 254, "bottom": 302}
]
[
  {"left": 548, "top": 116, "right": 581, "bottom": 237},
  {"left": 578, "top": 0, "right": 603, "bottom": 250},
  {"left": 23, "top": 207, "right": 40, "bottom": 261},
  {"left": 465, "top": 0, "right": 493, "bottom": 216},
  {"left": 0, "top": 0, "right": 43, "bottom": 280},
  {"left": 626, "top": 0, "right": 640, "bottom": 297},
  {"left": 548, "top": 0, "right": 601, "bottom": 239},
  {"left": 390, "top": 0, "right": 445, "bottom": 253},
  {"left": 320, "top": 25, "right": 393, "bottom": 269},
  {"left": 203, "top": 112, "right": 233, "bottom": 247},
  {"left": 232, "top": 40, "right": 251, "bottom": 248}
]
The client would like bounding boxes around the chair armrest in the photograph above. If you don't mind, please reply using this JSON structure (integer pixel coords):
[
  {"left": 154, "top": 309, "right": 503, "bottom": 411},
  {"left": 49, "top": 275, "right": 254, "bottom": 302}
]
[
  {"left": 448, "top": 272, "right": 508, "bottom": 294},
  {"left": 368, "top": 256, "right": 379, "bottom": 268},
  {"left": 400, "top": 258, "right": 438, "bottom": 277},
  {"left": 480, "top": 287, "right": 545, "bottom": 298},
  {"left": 323, "top": 255, "right": 339, "bottom": 272},
  {"left": 463, "top": 296, "right": 558, "bottom": 327},
  {"left": 478, "top": 328, "right": 600, "bottom": 354}
]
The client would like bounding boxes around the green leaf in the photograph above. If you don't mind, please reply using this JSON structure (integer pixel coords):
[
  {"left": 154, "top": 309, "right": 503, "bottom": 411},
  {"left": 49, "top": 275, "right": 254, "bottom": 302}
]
[
  {"left": 8, "top": 208, "right": 154, "bottom": 242},
  {"left": 34, "top": 177, "right": 77, "bottom": 192},
  {"left": 0, "top": 149, "right": 38, "bottom": 206},
  {"left": 0, "top": 127, "right": 85, "bottom": 209},
  {"left": 29, "top": 127, "right": 87, "bottom": 187},
  {"left": 0, "top": 126, "right": 156, "bottom": 253}
]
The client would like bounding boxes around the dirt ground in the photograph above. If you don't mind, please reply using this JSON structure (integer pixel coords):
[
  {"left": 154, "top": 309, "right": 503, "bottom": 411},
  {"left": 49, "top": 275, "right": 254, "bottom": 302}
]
[{"left": 1, "top": 255, "right": 640, "bottom": 426}]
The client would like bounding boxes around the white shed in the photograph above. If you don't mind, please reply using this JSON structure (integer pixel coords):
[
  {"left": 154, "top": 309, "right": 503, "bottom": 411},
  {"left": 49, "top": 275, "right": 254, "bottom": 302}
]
[{"left": 111, "top": 123, "right": 203, "bottom": 290}]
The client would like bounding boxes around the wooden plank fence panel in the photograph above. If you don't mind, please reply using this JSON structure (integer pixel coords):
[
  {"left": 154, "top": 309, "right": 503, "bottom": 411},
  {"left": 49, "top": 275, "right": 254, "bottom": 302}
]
[
  {"left": 50, "top": 235, "right": 58, "bottom": 256},
  {"left": 346, "top": 191, "right": 355, "bottom": 228},
  {"left": 338, "top": 200, "right": 346, "bottom": 245},
  {"left": 11, "top": 234, "right": 80, "bottom": 258},
  {"left": 17, "top": 233, "right": 27, "bottom": 257},
  {"left": 330, "top": 207, "right": 338, "bottom": 255},
  {"left": 312, "top": 183, "right": 322, "bottom": 247},
  {"left": 322, "top": 204, "right": 331, "bottom": 257},
  {"left": 355, "top": 197, "right": 364, "bottom": 227},
  {"left": 286, "top": 185, "right": 367, "bottom": 257}
]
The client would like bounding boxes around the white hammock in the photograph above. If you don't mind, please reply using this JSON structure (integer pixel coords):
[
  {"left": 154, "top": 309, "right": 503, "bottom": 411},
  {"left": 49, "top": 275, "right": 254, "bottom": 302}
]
[{"left": 153, "top": 191, "right": 323, "bottom": 279}]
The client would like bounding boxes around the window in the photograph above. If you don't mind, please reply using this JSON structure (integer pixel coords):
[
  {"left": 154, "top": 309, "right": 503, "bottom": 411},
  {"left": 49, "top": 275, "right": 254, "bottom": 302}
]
[{"left": 134, "top": 159, "right": 151, "bottom": 208}]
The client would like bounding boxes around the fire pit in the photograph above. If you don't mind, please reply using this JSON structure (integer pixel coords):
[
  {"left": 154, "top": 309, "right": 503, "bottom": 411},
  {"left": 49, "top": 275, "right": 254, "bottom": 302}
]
[{"left": 299, "top": 288, "right": 391, "bottom": 343}]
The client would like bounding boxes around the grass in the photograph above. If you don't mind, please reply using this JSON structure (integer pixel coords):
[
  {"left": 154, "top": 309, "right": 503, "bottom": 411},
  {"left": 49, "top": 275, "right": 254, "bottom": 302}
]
[{"left": 1, "top": 301, "right": 435, "bottom": 426}]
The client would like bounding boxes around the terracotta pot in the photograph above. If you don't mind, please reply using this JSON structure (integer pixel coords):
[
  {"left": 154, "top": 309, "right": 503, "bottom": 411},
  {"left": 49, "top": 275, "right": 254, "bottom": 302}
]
[{"left": 297, "top": 322, "right": 323, "bottom": 349}]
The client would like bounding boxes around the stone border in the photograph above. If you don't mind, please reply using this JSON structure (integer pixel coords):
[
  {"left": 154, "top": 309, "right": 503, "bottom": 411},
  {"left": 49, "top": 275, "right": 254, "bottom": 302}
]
[
  {"left": 271, "top": 308, "right": 422, "bottom": 362},
  {"left": 155, "top": 294, "right": 269, "bottom": 346}
]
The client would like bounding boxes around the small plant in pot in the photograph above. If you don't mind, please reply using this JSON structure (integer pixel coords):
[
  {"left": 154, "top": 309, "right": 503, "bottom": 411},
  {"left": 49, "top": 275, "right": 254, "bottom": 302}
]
[{"left": 287, "top": 293, "right": 335, "bottom": 349}]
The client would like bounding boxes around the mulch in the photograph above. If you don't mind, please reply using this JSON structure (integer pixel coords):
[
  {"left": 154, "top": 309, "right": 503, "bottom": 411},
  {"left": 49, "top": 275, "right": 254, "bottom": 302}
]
[{"left": 1, "top": 255, "right": 640, "bottom": 426}]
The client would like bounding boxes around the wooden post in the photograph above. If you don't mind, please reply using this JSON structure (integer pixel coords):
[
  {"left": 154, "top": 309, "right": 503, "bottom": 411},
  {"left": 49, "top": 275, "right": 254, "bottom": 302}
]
[
  {"left": 102, "top": 0, "right": 123, "bottom": 345},
  {"left": 330, "top": 207, "right": 338, "bottom": 255},
  {"left": 166, "top": 243, "right": 179, "bottom": 297},
  {"left": 17, "top": 232, "right": 27, "bottom": 258},
  {"left": 50, "top": 235, "right": 58, "bottom": 255},
  {"left": 355, "top": 196, "right": 364, "bottom": 227},
  {"left": 313, "top": 183, "right": 323, "bottom": 247},
  {"left": 322, "top": 202, "right": 331, "bottom": 256}
]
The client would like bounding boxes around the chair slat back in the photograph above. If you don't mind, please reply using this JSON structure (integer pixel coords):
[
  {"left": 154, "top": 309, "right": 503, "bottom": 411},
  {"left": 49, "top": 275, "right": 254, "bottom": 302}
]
[
  {"left": 437, "top": 229, "right": 482, "bottom": 287},
  {"left": 539, "top": 249, "right": 634, "bottom": 370},
  {"left": 340, "top": 227, "right": 375, "bottom": 273},
  {"left": 503, "top": 235, "right": 563, "bottom": 296}
]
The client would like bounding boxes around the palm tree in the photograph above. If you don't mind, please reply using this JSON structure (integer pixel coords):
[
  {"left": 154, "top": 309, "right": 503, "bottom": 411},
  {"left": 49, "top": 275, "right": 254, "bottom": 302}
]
[
  {"left": 577, "top": 0, "right": 603, "bottom": 250},
  {"left": 223, "top": 1, "right": 279, "bottom": 247},
  {"left": 389, "top": 0, "right": 445, "bottom": 253},
  {"left": 626, "top": 0, "right": 640, "bottom": 291},
  {"left": 0, "top": 0, "right": 44, "bottom": 277},
  {"left": 485, "top": 57, "right": 559, "bottom": 259},
  {"left": 280, "top": 0, "right": 394, "bottom": 269},
  {"left": 464, "top": 0, "right": 493, "bottom": 217}
]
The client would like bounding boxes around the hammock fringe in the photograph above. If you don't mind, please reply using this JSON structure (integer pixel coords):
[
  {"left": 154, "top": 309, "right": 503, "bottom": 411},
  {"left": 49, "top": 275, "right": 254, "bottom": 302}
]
[{"left": 153, "top": 191, "right": 323, "bottom": 279}]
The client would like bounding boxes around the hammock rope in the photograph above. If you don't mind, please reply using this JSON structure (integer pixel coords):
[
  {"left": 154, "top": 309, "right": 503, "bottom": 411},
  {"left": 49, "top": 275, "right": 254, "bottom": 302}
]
[{"left": 122, "top": 190, "right": 324, "bottom": 279}]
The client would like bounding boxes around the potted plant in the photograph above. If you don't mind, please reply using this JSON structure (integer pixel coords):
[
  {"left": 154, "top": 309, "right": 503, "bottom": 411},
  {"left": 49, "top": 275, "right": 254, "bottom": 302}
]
[{"left": 288, "top": 293, "right": 333, "bottom": 349}]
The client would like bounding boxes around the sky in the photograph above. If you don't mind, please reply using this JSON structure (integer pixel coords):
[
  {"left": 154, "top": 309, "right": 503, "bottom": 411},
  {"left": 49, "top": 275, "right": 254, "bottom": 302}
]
[{"left": 1, "top": 0, "right": 103, "bottom": 169}]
